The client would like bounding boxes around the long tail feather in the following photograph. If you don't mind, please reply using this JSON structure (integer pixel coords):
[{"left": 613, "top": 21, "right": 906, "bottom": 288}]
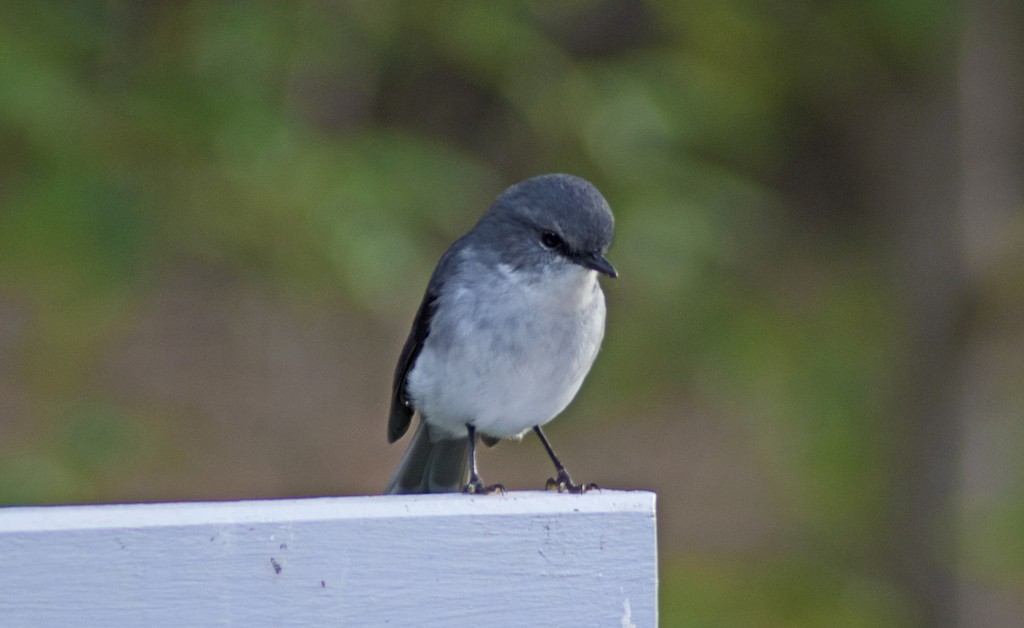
[{"left": 384, "top": 422, "right": 469, "bottom": 494}]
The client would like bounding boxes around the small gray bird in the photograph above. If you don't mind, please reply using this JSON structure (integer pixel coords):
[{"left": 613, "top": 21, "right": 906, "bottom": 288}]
[{"left": 384, "top": 173, "right": 616, "bottom": 495}]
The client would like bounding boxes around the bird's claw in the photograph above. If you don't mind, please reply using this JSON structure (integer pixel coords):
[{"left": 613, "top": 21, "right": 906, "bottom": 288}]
[
  {"left": 545, "top": 469, "right": 597, "bottom": 493},
  {"left": 463, "top": 479, "right": 506, "bottom": 495}
]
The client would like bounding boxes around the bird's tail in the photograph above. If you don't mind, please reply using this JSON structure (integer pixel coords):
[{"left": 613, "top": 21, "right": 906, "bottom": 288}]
[{"left": 384, "top": 421, "right": 469, "bottom": 494}]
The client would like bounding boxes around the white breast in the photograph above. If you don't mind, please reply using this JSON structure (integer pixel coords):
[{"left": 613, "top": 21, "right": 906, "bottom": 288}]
[{"left": 406, "top": 255, "right": 607, "bottom": 440}]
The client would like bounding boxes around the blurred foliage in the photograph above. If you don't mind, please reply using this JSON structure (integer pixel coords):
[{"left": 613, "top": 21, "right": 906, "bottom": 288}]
[
  {"left": 1, "top": 1, "right": 1021, "bottom": 625},
  {"left": 662, "top": 555, "right": 917, "bottom": 627}
]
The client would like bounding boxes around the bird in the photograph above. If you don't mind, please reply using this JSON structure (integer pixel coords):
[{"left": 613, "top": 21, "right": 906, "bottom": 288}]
[{"left": 384, "top": 173, "right": 616, "bottom": 495}]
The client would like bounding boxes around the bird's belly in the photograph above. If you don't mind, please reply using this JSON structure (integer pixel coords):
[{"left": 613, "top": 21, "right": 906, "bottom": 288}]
[
  {"left": 414, "top": 342, "right": 594, "bottom": 438},
  {"left": 407, "top": 285, "right": 605, "bottom": 439},
  {"left": 454, "top": 349, "right": 587, "bottom": 436}
]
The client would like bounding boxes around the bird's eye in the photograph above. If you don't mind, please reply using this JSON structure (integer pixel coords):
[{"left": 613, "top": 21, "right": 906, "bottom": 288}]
[{"left": 540, "top": 231, "right": 564, "bottom": 250}]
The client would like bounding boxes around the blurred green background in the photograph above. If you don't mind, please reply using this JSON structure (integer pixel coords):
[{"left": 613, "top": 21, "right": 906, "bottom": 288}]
[{"left": 1, "top": 1, "right": 1022, "bottom": 625}]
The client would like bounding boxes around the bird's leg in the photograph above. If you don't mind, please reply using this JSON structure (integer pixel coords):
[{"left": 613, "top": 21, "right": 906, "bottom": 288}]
[
  {"left": 463, "top": 424, "right": 505, "bottom": 494},
  {"left": 534, "top": 426, "right": 597, "bottom": 493}
]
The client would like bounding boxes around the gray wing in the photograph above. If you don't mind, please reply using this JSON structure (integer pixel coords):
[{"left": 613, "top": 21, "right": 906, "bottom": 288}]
[
  {"left": 388, "top": 238, "right": 475, "bottom": 443},
  {"left": 387, "top": 286, "right": 438, "bottom": 443}
]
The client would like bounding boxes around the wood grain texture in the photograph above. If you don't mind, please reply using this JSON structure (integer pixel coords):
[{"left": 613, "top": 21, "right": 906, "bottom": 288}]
[{"left": 0, "top": 491, "right": 657, "bottom": 627}]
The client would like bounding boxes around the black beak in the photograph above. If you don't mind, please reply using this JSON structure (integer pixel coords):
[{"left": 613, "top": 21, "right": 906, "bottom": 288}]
[{"left": 580, "top": 252, "right": 618, "bottom": 278}]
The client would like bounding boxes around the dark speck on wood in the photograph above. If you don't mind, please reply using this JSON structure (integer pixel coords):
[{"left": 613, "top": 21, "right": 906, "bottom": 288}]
[{"left": 270, "top": 558, "right": 282, "bottom": 574}]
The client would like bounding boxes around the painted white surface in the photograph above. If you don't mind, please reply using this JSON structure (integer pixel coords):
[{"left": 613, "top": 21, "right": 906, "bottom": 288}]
[{"left": 0, "top": 490, "right": 657, "bottom": 627}]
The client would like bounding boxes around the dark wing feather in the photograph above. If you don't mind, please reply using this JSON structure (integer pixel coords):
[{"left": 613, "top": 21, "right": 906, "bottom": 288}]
[{"left": 387, "top": 288, "right": 438, "bottom": 443}]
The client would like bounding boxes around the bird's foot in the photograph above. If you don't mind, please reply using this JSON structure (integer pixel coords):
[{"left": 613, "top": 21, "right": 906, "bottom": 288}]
[
  {"left": 463, "top": 476, "right": 506, "bottom": 495},
  {"left": 545, "top": 469, "right": 598, "bottom": 493}
]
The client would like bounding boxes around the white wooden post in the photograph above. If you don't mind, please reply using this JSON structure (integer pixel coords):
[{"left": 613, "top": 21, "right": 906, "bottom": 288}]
[{"left": 0, "top": 490, "right": 657, "bottom": 627}]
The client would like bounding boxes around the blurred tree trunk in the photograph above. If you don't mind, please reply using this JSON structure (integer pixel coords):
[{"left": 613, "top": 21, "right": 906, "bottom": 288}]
[
  {"left": 859, "top": 28, "right": 967, "bottom": 628},
  {"left": 959, "top": 0, "right": 1024, "bottom": 280},
  {"left": 956, "top": 0, "right": 1024, "bottom": 625},
  {"left": 862, "top": 1, "right": 1023, "bottom": 624}
]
